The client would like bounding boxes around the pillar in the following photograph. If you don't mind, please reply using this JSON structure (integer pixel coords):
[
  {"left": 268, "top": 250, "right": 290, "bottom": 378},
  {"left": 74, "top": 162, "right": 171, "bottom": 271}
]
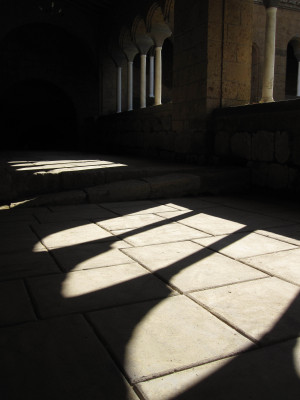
[
  {"left": 140, "top": 54, "right": 147, "bottom": 108},
  {"left": 260, "top": 0, "right": 280, "bottom": 103},
  {"left": 154, "top": 46, "right": 162, "bottom": 106},
  {"left": 116, "top": 66, "right": 122, "bottom": 113},
  {"left": 149, "top": 55, "right": 155, "bottom": 98},
  {"left": 127, "top": 61, "right": 133, "bottom": 111}
]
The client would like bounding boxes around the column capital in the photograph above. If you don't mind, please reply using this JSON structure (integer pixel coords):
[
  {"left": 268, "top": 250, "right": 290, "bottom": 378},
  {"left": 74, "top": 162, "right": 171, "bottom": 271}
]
[{"left": 263, "top": 0, "right": 280, "bottom": 8}]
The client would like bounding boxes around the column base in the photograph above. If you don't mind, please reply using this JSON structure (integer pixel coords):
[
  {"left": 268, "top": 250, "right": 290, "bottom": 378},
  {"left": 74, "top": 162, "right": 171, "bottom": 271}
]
[{"left": 259, "top": 98, "right": 275, "bottom": 103}]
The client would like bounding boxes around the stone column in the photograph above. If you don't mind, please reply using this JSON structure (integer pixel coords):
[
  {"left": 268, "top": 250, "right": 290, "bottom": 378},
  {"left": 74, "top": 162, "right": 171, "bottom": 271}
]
[
  {"left": 291, "top": 41, "right": 300, "bottom": 97},
  {"left": 154, "top": 46, "right": 163, "bottom": 106},
  {"left": 132, "top": 25, "right": 154, "bottom": 108},
  {"left": 149, "top": 54, "right": 155, "bottom": 98},
  {"left": 127, "top": 61, "right": 134, "bottom": 111},
  {"left": 116, "top": 66, "right": 122, "bottom": 113},
  {"left": 140, "top": 54, "right": 147, "bottom": 108},
  {"left": 260, "top": 0, "right": 280, "bottom": 103},
  {"left": 149, "top": 25, "right": 171, "bottom": 106}
]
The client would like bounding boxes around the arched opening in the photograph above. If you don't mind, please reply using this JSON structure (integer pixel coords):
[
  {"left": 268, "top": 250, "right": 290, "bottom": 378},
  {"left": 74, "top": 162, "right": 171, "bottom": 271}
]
[
  {"left": 285, "top": 41, "right": 299, "bottom": 98},
  {"left": 251, "top": 43, "right": 260, "bottom": 103},
  {"left": 0, "top": 80, "right": 77, "bottom": 150},
  {"left": 0, "top": 23, "right": 98, "bottom": 150}
]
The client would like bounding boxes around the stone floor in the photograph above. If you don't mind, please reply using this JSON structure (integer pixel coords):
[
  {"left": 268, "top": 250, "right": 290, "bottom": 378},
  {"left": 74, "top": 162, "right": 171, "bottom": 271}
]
[{"left": 1, "top": 194, "right": 300, "bottom": 399}]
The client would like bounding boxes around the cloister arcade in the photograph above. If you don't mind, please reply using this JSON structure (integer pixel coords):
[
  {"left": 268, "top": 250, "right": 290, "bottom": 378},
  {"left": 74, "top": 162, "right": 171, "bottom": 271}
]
[{"left": 1, "top": 0, "right": 300, "bottom": 154}]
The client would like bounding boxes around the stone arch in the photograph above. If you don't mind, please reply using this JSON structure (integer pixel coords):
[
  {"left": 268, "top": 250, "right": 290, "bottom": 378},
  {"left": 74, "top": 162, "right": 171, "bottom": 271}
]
[
  {"left": 131, "top": 16, "right": 154, "bottom": 55},
  {"left": 163, "top": 0, "right": 175, "bottom": 32},
  {"left": 285, "top": 38, "right": 300, "bottom": 98},
  {"left": 251, "top": 43, "right": 260, "bottom": 103},
  {"left": 146, "top": 2, "right": 172, "bottom": 46}
]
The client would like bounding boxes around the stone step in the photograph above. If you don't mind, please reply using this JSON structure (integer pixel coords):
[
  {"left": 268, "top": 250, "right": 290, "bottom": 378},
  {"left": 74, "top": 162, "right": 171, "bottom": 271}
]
[{"left": 8, "top": 167, "right": 251, "bottom": 208}]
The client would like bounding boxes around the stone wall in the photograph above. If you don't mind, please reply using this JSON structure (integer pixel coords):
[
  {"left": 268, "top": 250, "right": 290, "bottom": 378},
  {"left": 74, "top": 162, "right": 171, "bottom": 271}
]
[
  {"left": 95, "top": 103, "right": 212, "bottom": 163},
  {"left": 213, "top": 99, "right": 300, "bottom": 193}
]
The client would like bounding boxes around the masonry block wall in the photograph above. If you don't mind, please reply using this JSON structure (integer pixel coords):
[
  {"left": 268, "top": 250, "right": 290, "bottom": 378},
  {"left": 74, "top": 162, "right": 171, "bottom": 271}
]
[{"left": 213, "top": 100, "right": 300, "bottom": 193}]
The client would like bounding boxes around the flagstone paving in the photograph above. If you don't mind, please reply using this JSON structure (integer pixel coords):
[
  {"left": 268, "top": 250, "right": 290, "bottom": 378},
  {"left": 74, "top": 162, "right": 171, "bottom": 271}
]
[{"left": 0, "top": 195, "right": 300, "bottom": 399}]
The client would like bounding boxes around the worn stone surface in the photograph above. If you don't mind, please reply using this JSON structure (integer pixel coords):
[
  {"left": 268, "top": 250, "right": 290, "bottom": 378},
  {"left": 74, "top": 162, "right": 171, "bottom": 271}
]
[
  {"left": 88, "top": 296, "right": 252, "bottom": 383},
  {"left": 38, "top": 204, "right": 116, "bottom": 223},
  {"left": 100, "top": 201, "right": 178, "bottom": 216},
  {"left": 136, "top": 338, "right": 300, "bottom": 400},
  {"left": 191, "top": 278, "right": 300, "bottom": 344},
  {"left": 112, "top": 222, "right": 209, "bottom": 246},
  {"left": 28, "top": 263, "right": 173, "bottom": 318},
  {"left": 96, "top": 213, "right": 165, "bottom": 231},
  {"left": 0, "top": 280, "right": 36, "bottom": 326},
  {"left": 194, "top": 232, "right": 297, "bottom": 259},
  {"left": 33, "top": 220, "right": 115, "bottom": 249},
  {"left": 0, "top": 315, "right": 139, "bottom": 400},
  {"left": 0, "top": 249, "right": 60, "bottom": 280},
  {"left": 51, "top": 241, "right": 133, "bottom": 272},
  {"left": 243, "top": 248, "right": 300, "bottom": 285},
  {"left": 124, "top": 241, "right": 266, "bottom": 292},
  {"left": 255, "top": 225, "right": 300, "bottom": 246}
]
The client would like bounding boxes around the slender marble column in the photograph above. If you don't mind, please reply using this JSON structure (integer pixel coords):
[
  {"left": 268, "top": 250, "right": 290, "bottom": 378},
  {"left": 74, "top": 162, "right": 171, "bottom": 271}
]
[
  {"left": 260, "top": 6, "right": 278, "bottom": 103},
  {"left": 127, "top": 61, "right": 133, "bottom": 111},
  {"left": 154, "top": 46, "right": 162, "bottom": 106},
  {"left": 116, "top": 66, "right": 122, "bottom": 113},
  {"left": 149, "top": 55, "right": 155, "bottom": 98},
  {"left": 140, "top": 54, "right": 147, "bottom": 108}
]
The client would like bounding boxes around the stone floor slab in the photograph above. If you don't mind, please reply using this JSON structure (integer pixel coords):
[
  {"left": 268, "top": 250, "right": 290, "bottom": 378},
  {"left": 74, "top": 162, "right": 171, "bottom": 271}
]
[
  {"left": 0, "top": 315, "right": 138, "bottom": 400},
  {"left": 243, "top": 248, "right": 300, "bottom": 286},
  {"left": 136, "top": 337, "right": 300, "bottom": 400},
  {"left": 88, "top": 296, "right": 252, "bottom": 384},
  {"left": 156, "top": 197, "right": 217, "bottom": 211},
  {"left": 123, "top": 241, "right": 267, "bottom": 292},
  {"left": 190, "top": 277, "right": 300, "bottom": 344},
  {"left": 112, "top": 223, "right": 210, "bottom": 246},
  {"left": 96, "top": 213, "right": 165, "bottom": 231},
  {"left": 100, "top": 201, "right": 178, "bottom": 216},
  {"left": 28, "top": 263, "right": 173, "bottom": 317},
  {"left": 0, "top": 249, "right": 60, "bottom": 280},
  {"left": 0, "top": 232, "right": 44, "bottom": 253},
  {"left": 0, "top": 280, "right": 36, "bottom": 326},
  {"left": 38, "top": 204, "right": 117, "bottom": 223},
  {"left": 33, "top": 220, "right": 115, "bottom": 249},
  {"left": 158, "top": 207, "right": 289, "bottom": 236},
  {"left": 194, "top": 232, "right": 297, "bottom": 259},
  {"left": 256, "top": 225, "right": 300, "bottom": 246},
  {"left": 52, "top": 241, "right": 134, "bottom": 272}
]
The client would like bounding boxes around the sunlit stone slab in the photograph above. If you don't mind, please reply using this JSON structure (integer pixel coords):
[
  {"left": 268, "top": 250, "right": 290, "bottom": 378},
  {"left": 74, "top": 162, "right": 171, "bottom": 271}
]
[
  {"left": 124, "top": 241, "right": 267, "bottom": 292},
  {"left": 136, "top": 338, "right": 300, "bottom": 400},
  {"left": 191, "top": 277, "right": 300, "bottom": 344},
  {"left": 193, "top": 232, "right": 297, "bottom": 259},
  {"left": 88, "top": 296, "right": 252, "bottom": 383}
]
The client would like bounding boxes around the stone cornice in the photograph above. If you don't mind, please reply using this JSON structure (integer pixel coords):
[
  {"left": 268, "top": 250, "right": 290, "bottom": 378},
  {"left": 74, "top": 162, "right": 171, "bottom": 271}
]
[{"left": 254, "top": 0, "right": 300, "bottom": 11}]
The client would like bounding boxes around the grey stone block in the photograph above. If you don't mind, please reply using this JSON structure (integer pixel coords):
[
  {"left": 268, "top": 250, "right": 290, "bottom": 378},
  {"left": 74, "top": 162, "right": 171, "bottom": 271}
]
[
  {"left": 145, "top": 173, "right": 201, "bottom": 198},
  {"left": 231, "top": 132, "right": 252, "bottom": 160},
  {"left": 252, "top": 131, "right": 274, "bottom": 162},
  {"left": 275, "top": 131, "right": 290, "bottom": 164}
]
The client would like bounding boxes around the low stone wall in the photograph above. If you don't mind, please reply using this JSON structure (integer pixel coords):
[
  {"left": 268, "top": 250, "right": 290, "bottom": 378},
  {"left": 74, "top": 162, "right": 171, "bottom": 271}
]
[
  {"left": 95, "top": 104, "right": 211, "bottom": 164},
  {"left": 213, "top": 99, "right": 300, "bottom": 193}
]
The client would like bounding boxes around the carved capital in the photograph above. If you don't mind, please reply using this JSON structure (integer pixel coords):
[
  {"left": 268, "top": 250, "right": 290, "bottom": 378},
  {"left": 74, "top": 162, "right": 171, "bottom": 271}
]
[{"left": 263, "top": 0, "right": 280, "bottom": 7}]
